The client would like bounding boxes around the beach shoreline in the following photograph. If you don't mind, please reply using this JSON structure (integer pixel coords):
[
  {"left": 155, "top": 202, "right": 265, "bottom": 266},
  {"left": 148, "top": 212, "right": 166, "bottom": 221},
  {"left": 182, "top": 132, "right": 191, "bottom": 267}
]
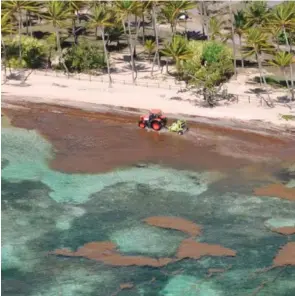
[
  {"left": 2, "top": 93, "right": 295, "bottom": 139},
  {"left": 2, "top": 65, "right": 295, "bottom": 138}
]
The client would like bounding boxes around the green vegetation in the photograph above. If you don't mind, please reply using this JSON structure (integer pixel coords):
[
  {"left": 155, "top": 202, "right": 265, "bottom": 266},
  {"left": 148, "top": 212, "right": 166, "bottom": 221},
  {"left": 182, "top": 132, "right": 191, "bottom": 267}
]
[
  {"left": 184, "top": 41, "right": 233, "bottom": 105},
  {"left": 87, "top": 5, "right": 113, "bottom": 86},
  {"left": 4, "top": 36, "right": 47, "bottom": 68},
  {"left": 144, "top": 39, "right": 156, "bottom": 62},
  {"left": 62, "top": 42, "right": 106, "bottom": 73},
  {"left": 161, "top": 35, "right": 193, "bottom": 78},
  {"left": 1, "top": 0, "right": 295, "bottom": 102}
]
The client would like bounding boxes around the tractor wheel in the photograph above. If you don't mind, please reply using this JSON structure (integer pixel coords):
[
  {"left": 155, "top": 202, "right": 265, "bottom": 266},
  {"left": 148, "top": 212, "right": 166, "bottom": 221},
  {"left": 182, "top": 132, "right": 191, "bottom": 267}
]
[
  {"left": 178, "top": 131, "right": 184, "bottom": 135},
  {"left": 138, "top": 121, "right": 146, "bottom": 129},
  {"left": 151, "top": 120, "right": 162, "bottom": 131}
]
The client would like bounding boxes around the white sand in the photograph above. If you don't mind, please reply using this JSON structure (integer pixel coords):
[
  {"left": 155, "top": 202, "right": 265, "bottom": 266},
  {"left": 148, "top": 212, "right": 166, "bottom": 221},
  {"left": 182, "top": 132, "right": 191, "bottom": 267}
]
[{"left": 2, "top": 63, "right": 295, "bottom": 128}]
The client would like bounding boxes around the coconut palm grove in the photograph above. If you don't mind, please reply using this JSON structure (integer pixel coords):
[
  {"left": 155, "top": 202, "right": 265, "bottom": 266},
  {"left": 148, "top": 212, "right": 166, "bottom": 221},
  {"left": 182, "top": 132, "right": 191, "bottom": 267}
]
[
  {"left": 1, "top": 1, "right": 295, "bottom": 296},
  {"left": 1, "top": 1, "right": 295, "bottom": 102}
]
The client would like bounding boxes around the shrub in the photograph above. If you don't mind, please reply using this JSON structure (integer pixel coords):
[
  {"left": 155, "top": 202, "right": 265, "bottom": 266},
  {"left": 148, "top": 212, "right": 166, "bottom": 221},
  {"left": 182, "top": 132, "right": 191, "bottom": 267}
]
[
  {"left": 3, "top": 36, "right": 47, "bottom": 69},
  {"left": 62, "top": 42, "right": 106, "bottom": 73},
  {"left": 184, "top": 41, "right": 234, "bottom": 88},
  {"left": 202, "top": 42, "right": 225, "bottom": 64}
]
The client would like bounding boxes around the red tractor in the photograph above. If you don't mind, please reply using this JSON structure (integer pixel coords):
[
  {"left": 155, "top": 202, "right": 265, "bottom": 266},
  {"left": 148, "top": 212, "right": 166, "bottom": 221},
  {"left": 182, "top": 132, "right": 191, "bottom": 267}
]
[{"left": 138, "top": 109, "right": 167, "bottom": 131}]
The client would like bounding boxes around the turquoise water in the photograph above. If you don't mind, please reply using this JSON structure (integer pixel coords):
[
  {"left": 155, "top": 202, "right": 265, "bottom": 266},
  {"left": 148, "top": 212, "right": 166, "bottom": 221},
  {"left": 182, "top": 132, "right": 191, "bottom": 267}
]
[{"left": 2, "top": 126, "right": 295, "bottom": 296}]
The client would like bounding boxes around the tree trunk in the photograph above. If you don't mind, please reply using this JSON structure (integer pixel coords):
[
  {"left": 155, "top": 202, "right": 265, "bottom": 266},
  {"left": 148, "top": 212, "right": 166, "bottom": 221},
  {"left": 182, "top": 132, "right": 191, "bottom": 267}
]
[
  {"left": 200, "top": 3, "right": 205, "bottom": 36},
  {"left": 256, "top": 53, "right": 263, "bottom": 85},
  {"left": 26, "top": 11, "right": 29, "bottom": 35},
  {"left": 55, "top": 26, "right": 69, "bottom": 76},
  {"left": 101, "top": 27, "right": 112, "bottom": 88},
  {"left": 152, "top": 3, "right": 160, "bottom": 68},
  {"left": 203, "top": 2, "right": 209, "bottom": 39},
  {"left": 148, "top": 52, "right": 152, "bottom": 63},
  {"left": 134, "top": 15, "right": 138, "bottom": 58},
  {"left": 2, "top": 39, "right": 7, "bottom": 83},
  {"left": 282, "top": 68, "right": 290, "bottom": 90},
  {"left": 29, "top": 12, "right": 33, "bottom": 37},
  {"left": 127, "top": 18, "right": 136, "bottom": 83},
  {"left": 95, "top": 27, "right": 99, "bottom": 40},
  {"left": 283, "top": 26, "right": 294, "bottom": 101},
  {"left": 151, "top": 51, "right": 157, "bottom": 76},
  {"left": 142, "top": 11, "right": 145, "bottom": 44},
  {"left": 18, "top": 10, "right": 22, "bottom": 65},
  {"left": 72, "top": 17, "right": 77, "bottom": 45},
  {"left": 229, "top": 1, "right": 237, "bottom": 79},
  {"left": 239, "top": 35, "right": 244, "bottom": 68},
  {"left": 20, "top": 10, "right": 23, "bottom": 29},
  {"left": 176, "top": 58, "right": 181, "bottom": 80},
  {"left": 134, "top": 15, "right": 142, "bottom": 59},
  {"left": 256, "top": 51, "right": 273, "bottom": 105}
]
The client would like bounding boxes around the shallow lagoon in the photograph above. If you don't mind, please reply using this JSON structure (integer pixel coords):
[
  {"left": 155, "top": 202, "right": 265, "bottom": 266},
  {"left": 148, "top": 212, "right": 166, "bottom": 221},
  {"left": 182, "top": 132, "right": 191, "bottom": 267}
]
[{"left": 2, "top": 118, "right": 295, "bottom": 296}]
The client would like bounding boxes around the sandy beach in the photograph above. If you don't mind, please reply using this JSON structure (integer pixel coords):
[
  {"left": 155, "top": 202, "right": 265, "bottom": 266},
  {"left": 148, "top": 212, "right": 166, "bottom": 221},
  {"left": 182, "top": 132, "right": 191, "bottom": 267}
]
[{"left": 2, "top": 57, "right": 295, "bottom": 131}]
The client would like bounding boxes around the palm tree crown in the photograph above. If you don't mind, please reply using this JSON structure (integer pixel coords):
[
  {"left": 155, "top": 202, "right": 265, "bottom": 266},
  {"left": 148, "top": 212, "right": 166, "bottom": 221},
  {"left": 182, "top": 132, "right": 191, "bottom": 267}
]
[
  {"left": 42, "top": 1, "right": 72, "bottom": 28},
  {"left": 243, "top": 27, "right": 273, "bottom": 57},
  {"left": 88, "top": 6, "right": 113, "bottom": 31},
  {"left": 268, "top": 2, "right": 295, "bottom": 31},
  {"left": 245, "top": 1, "right": 270, "bottom": 28},
  {"left": 234, "top": 10, "right": 247, "bottom": 37},
  {"left": 269, "top": 51, "right": 293, "bottom": 68}
]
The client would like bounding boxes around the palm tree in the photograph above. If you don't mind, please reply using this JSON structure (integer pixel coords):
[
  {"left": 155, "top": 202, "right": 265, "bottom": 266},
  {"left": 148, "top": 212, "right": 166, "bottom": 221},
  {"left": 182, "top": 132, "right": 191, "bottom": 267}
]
[
  {"left": 234, "top": 10, "right": 247, "bottom": 68},
  {"left": 144, "top": 39, "right": 156, "bottom": 63},
  {"left": 1, "top": 12, "right": 16, "bottom": 81},
  {"left": 244, "top": 1, "right": 270, "bottom": 28},
  {"left": 243, "top": 27, "right": 273, "bottom": 89},
  {"left": 105, "top": 23, "right": 124, "bottom": 47},
  {"left": 269, "top": 51, "right": 293, "bottom": 94},
  {"left": 22, "top": 1, "right": 42, "bottom": 36},
  {"left": 139, "top": 0, "right": 152, "bottom": 44},
  {"left": 66, "top": 1, "right": 87, "bottom": 45},
  {"left": 268, "top": 2, "right": 295, "bottom": 100},
  {"left": 160, "top": 3, "right": 177, "bottom": 35},
  {"left": 161, "top": 35, "right": 192, "bottom": 79},
  {"left": 196, "top": 1, "right": 207, "bottom": 37},
  {"left": 42, "top": 1, "right": 72, "bottom": 75},
  {"left": 208, "top": 16, "right": 226, "bottom": 41},
  {"left": 114, "top": 0, "right": 142, "bottom": 83},
  {"left": 88, "top": 5, "right": 113, "bottom": 87},
  {"left": 267, "top": 26, "right": 282, "bottom": 51},
  {"left": 151, "top": 1, "right": 161, "bottom": 69},
  {"left": 228, "top": 0, "right": 237, "bottom": 78},
  {"left": 2, "top": 1, "right": 40, "bottom": 64},
  {"left": 160, "top": 1, "right": 195, "bottom": 35}
]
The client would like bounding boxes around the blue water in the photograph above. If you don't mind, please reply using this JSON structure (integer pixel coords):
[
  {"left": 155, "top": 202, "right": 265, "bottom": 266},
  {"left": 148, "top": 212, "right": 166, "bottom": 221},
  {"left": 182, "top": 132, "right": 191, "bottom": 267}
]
[{"left": 2, "top": 125, "right": 295, "bottom": 296}]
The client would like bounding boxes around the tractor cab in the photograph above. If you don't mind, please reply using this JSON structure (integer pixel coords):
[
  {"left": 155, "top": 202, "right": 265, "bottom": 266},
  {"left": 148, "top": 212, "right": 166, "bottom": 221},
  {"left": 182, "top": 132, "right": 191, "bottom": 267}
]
[{"left": 139, "top": 109, "right": 167, "bottom": 131}]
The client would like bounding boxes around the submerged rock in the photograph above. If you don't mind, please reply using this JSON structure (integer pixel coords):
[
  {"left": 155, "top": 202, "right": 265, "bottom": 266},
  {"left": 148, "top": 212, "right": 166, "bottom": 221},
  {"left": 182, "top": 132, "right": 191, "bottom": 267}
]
[{"left": 119, "top": 283, "right": 134, "bottom": 290}]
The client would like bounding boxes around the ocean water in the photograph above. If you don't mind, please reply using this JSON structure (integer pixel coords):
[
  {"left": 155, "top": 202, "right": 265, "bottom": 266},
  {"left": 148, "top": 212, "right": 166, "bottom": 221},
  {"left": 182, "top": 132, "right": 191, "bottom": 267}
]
[{"left": 2, "top": 125, "right": 295, "bottom": 296}]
